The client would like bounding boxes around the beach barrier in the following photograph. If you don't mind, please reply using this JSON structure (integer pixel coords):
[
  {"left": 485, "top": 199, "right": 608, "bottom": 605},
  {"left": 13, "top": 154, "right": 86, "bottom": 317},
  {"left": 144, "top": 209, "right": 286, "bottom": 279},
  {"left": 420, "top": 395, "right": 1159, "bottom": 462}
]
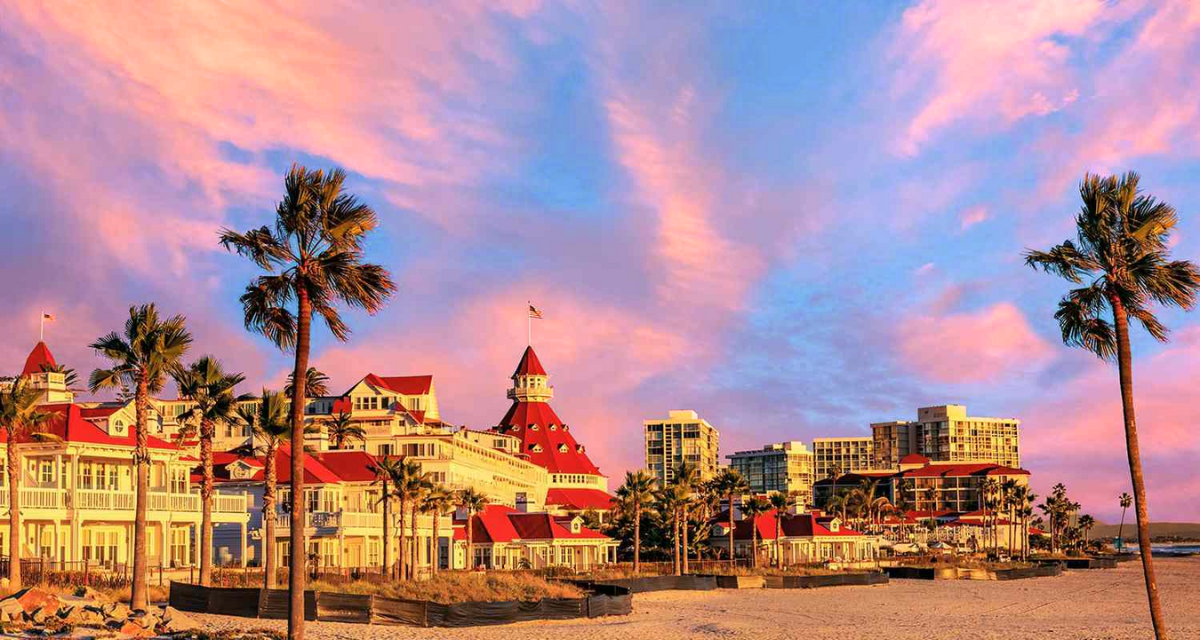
[
  {"left": 884, "top": 564, "right": 1061, "bottom": 581},
  {"left": 763, "top": 571, "right": 889, "bottom": 589},
  {"left": 1065, "top": 557, "right": 1118, "bottom": 570},
  {"left": 168, "top": 581, "right": 632, "bottom": 628},
  {"left": 570, "top": 574, "right": 719, "bottom": 593}
]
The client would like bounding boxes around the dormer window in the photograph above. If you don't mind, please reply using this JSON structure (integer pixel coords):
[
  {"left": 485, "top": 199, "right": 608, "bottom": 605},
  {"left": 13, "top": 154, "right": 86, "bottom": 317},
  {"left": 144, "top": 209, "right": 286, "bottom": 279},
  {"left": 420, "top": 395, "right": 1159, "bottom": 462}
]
[
  {"left": 558, "top": 443, "right": 568, "bottom": 453},
  {"left": 548, "top": 423, "right": 557, "bottom": 431},
  {"left": 529, "top": 424, "right": 539, "bottom": 431},
  {"left": 562, "top": 424, "right": 569, "bottom": 432},
  {"left": 511, "top": 425, "right": 520, "bottom": 432},
  {"left": 571, "top": 518, "right": 582, "bottom": 533},
  {"left": 531, "top": 444, "right": 543, "bottom": 453},
  {"left": 576, "top": 445, "right": 585, "bottom": 453}
]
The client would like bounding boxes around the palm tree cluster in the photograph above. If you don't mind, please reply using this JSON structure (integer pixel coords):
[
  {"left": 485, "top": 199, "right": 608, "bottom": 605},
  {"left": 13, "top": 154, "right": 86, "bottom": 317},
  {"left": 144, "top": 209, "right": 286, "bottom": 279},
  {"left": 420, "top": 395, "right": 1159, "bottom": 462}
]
[{"left": 821, "top": 479, "right": 896, "bottom": 534}]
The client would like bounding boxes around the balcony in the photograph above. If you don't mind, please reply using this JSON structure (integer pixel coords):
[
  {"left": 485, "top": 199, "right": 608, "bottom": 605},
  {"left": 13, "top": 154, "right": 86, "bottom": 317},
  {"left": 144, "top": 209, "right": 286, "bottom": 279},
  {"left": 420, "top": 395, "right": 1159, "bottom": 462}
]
[
  {"left": 0, "top": 488, "right": 239, "bottom": 515},
  {"left": 273, "top": 510, "right": 384, "bottom": 533}
]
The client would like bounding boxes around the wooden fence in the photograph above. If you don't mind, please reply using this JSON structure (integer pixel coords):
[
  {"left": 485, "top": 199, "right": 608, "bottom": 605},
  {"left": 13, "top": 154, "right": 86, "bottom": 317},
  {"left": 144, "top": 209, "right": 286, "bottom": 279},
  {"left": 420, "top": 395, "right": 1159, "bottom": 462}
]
[{"left": 168, "top": 581, "right": 632, "bottom": 628}]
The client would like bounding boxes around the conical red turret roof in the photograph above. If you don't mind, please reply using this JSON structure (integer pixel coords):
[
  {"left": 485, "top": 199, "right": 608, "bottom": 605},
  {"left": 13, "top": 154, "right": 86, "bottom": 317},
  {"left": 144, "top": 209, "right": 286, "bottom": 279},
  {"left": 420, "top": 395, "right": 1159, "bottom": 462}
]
[
  {"left": 22, "top": 341, "right": 57, "bottom": 377},
  {"left": 512, "top": 346, "right": 547, "bottom": 377}
]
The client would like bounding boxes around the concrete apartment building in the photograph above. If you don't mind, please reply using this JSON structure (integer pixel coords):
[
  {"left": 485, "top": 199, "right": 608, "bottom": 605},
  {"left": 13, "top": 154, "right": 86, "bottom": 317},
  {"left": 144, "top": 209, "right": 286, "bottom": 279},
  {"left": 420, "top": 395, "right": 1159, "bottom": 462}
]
[
  {"left": 643, "top": 410, "right": 721, "bottom": 485},
  {"left": 811, "top": 436, "right": 874, "bottom": 481},
  {"left": 872, "top": 404, "right": 1020, "bottom": 468},
  {"left": 727, "top": 441, "right": 815, "bottom": 507}
]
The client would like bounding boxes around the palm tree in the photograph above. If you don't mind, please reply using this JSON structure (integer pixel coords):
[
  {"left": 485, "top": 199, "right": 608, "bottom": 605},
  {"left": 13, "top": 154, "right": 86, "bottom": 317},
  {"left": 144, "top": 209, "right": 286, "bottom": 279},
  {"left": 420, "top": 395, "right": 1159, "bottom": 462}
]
[
  {"left": 221, "top": 164, "right": 396, "bottom": 640},
  {"left": 386, "top": 458, "right": 425, "bottom": 579},
  {"left": 368, "top": 457, "right": 402, "bottom": 575},
  {"left": 655, "top": 483, "right": 689, "bottom": 575},
  {"left": 324, "top": 412, "right": 364, "bottom": 449},
  {"left": 238, "top": 390, "right": 292, "bottom": 589},
  {"left": 672, "top": 462, "right": 700, "bottom": 574},
  {"left": 88, "top": 304, "right": 192, "bottom": 611},
  {"left": 1118, "top": 492, "right": 1134, "bottom": 551},
  {"left": 423, "top": 486, "right": 454, "bottom": 574},
  {"left": 285, "top": 367, "right": 330, "bottom": 399},
  {"left": 768, "top": 492, "right": 791, "bottom": 568},
  {"left": 1079, "top": 514, "right": 1096, "bottom": 550},
  {"left": 712, "top": 469, "right": 749, "bottom": 564},
  {"left": 457, "top": 488, "right": 489, "bottom": 570},
  {"left": 1026, "top": 171, "right": 1198, "bottom": 639},
  {"left": 406, "top": 474, "right": 433, "bottom": 579},
  {"left": 615, "top": 470, "right": 656, "bottom": 573},
  {"left": 741, "top": 496, "right": 771, "bottom": 569},
  {"left": 0, "top": 378, "right": 54, "bottom": 590},
  {"left": 173, "top": 356, "right": 245, "bottom": 586}
]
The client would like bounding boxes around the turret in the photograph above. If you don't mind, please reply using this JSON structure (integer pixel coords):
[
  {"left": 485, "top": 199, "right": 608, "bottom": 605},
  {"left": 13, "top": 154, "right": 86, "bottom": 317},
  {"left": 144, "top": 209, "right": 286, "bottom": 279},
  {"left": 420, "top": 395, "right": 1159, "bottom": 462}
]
[{"left": 507, "top": 346, "right": 554, "bottom": 403}]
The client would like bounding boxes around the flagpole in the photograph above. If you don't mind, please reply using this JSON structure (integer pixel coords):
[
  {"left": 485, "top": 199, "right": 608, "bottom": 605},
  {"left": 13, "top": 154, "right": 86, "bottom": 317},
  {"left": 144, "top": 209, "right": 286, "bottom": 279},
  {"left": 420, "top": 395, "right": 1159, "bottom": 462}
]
[
  {"left": 40, "top": 310, "right": 45, "bottom": 342},
  {"left": 527, "top": 301, "right": 532, "bottom": 346}
]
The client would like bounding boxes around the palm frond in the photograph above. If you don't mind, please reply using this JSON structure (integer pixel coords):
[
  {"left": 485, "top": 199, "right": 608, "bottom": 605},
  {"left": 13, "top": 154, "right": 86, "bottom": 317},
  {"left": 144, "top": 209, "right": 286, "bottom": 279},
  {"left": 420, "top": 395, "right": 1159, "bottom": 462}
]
[
  {"left": 1054, "top": 295, "right": 1117, "bottom": 361},
  {"left": 1023, "top": 241, "right": 1098, "bottom": 283},
  {"left": 240, "top": 277, "right": 298, "bottom": 350}
]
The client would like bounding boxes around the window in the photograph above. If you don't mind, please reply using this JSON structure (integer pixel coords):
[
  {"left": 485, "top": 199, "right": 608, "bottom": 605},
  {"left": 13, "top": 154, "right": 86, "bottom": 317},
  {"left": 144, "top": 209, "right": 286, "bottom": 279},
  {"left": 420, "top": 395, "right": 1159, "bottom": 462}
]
[{"left": 39, "top": 460, "right": 54, "bottom": 485}]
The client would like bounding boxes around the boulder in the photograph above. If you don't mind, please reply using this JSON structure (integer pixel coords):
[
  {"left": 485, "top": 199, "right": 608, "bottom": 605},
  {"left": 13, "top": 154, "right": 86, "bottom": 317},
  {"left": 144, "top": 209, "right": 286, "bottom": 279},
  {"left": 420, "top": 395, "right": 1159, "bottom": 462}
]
[
  {"left": 0, "top": 597, "right": 22, "bottom": 622},
  {"left": 129, "top": 610, "right": 159, "bottom": 629},
  {"left": 14, "top": 588, "right": 61, "bottom": 615},
  {"left": 159, "top": 606, "right": 200, "bottom": 633}
]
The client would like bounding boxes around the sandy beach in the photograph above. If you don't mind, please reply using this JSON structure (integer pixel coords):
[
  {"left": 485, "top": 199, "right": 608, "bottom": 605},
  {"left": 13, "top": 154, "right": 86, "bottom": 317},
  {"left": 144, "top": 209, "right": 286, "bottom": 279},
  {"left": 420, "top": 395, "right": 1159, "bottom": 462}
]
[{"left": 192, "top": 558, "right": 1200, "bottom": 639}]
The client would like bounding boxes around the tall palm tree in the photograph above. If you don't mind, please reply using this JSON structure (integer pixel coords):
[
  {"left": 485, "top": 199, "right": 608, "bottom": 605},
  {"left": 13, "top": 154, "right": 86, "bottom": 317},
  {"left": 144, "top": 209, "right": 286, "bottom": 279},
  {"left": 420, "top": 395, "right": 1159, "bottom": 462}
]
[
  {"left": 1026, "top": 171, "right": 1198, "bottom": 639},
  {"left": 406, "top": 474, "right": 433, "bottom": 579},
  {"left": 173, "top": 356, "right": 245, "bottom": 586},
  {"left": 324, "top": 412, "right": 364, "bottom": 450},
  {"left": 238, "top": 390, "right": 292, "bottom": 589},
  {"left": 1079, "top": 514, "right": 1096, "bottom": 549},
  {"left": 386, "top": 458, "right": 425, "bottom": 579},
  {"left": 285, "top": 367, "right": 330, "bottom": 399},
  {"left": 655, "top": 483, "right": 689, "bottom": 575},
  {"left": 615, "top": 470, "right": 656, "bottom": 573},
  {"left": 368, "top": 457, "right": 402, "bottom": 575},
  {"left": 768, "top": 492, "right": 791, "bottom": 568},
  {"left": 672, "top": 462, "right": 700, "bottom": 574},
  {"left": 740, "top": 496, "right": 770, "bottom": 569},
  {"left": 712, "top": 469, "right": 749, "bottom": 564},
  {"left": 221, "top": 165, "right": 395, "bottom": 639},
  {"left": 222, "top": 171, "right": 393, "bottom": 637},
  {"left": 457, "top": 488, "right": 489, "bottom": 570},
  {"left": 89, "top": 304, "right": 192, "bottom": 611},
  {"left": 0, "top": 378, "right": 55, "bottom": 590},
  {"left": 1118, "top": 492, "right": 1134, "bottom": 551},
  {"left": 423, "top": 486, "right": 454, "bottom": 574}
]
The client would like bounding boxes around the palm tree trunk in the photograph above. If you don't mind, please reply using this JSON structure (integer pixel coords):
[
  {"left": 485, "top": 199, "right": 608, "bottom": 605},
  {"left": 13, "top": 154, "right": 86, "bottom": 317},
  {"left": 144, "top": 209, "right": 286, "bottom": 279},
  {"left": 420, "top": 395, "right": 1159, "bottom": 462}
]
[
  {"left": 410, "top": 502, "right": 418, "bottom": 579},
  {"left": 381, "top": 484, "right": 390, "bottom": 575},
  {"left": 398, "top": 498, "right": 408, "bottom": 579},
  {"left": 264, "top": 444, "right": 277, "bottom": 589},
  {"left": 132, "top": 377, "right": 151, "bottom": 611},
  {"left": 727, "top": 493, "right": 735, "bottom": 565},
  {"left": 432, "top": 512, "right": 440, "bottom": 575},
  {"left": 200, "top": 418, "right": 215, "bottom": 585},
  {"left": 466, "top": 515, "right": 474, "bottom": 571},
  {"left": 1118, "top": 506, "right": 1128, "bottom": 549},
  {"left": 288, "top": 289, "right": 312, "bottom": 640},
  {"left": 8, "top": 436, "right": 22, "bottom": 590},
  {"left": 632, "top": 504, "right": 641, "bottom": 573},
  {"left": 681, "top": 505, "right": 689, "bottom": 575},
  {"left": 672, "top": 510, "right": 680, "bottom": 576},
  {"left": 775, "top": 520, "right": 782, "bottom": 569},
  {"left": 1111, "top": 299, "right": 1169, "bottom": 640}
]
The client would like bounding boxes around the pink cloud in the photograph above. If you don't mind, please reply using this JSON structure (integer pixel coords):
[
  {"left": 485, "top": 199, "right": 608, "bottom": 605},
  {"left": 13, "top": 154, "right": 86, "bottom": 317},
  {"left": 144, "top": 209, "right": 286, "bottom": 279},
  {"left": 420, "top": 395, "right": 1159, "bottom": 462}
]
[
  {"left": 897, "top": 302, "right": 1055, "bottom": 383},
  {"left": 890, "top": 0, "right": 1108, "bottom": 155},
  {"left": 959, "top": 205, "right": 989, "bottom": 231}
]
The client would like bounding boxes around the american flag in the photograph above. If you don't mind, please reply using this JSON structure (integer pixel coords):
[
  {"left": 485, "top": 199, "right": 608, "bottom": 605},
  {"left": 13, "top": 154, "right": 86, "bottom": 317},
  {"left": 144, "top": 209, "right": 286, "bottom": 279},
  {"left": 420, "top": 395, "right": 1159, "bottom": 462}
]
[{"left": 528, "top": 304, "right": 543, "bottom": 319}]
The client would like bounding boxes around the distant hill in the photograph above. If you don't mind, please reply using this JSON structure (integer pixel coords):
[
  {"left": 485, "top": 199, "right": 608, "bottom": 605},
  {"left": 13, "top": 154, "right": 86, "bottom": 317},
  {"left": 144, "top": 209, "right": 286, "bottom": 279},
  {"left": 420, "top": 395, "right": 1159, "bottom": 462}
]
[{"left": 1091, "top": 522, "right": 1200, "bottom": 540}]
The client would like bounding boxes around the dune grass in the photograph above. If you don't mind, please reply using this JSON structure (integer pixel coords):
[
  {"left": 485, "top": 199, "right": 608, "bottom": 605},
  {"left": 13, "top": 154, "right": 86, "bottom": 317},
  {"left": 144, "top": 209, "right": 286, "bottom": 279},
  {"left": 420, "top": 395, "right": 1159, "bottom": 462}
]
[{"left": 310, "top": 571, "right": 585, "bottom": 604}]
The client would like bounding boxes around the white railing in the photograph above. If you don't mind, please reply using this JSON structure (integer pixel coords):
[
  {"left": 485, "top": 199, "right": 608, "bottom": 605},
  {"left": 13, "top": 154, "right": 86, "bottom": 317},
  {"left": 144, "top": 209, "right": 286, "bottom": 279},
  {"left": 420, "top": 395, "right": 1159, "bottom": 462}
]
[
  {"left": 75, "top": 489, "right": 136, "bottom": 510},
  {"left": 340, "top": 511, "right": 382, "bottom": 529},
  {"left": 214, "top": 494, "right": 247, "bottom": 513},
  {"left": 21, "top": 487, "right": 67, "bottom": 509}
]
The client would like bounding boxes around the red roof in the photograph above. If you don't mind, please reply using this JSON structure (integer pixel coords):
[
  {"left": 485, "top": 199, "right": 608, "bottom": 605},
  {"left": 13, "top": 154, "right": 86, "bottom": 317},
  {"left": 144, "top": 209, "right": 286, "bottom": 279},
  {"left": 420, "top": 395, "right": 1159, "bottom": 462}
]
[
  {"left": 495, "top": 401, "right": 601, "bottom": 475},
  {"left": 512, "top": 346, "right": 547, "bottom": 376},
  {"left": 211, "top": 446, "right": 348, "bottom": 485},
  {"left": 899, "top": 453, "right": 931, "bottom": 465},
  {"left": 456, "top": 505, "right": 609, "bottom": 543},
  {"left": 22, "top": 342, "right": 57, "bottom": 377},
  {"left": 545, "top": 488, "right": 614, "bottom": 511},
  {"left": 899, "top": 463, "right": 1030, "bottom": 478},
  {"left": 362, "top": 374, "right": 433, "bottom": 396},
  {"left": 313, "top": 450, "right": 378, "bottom": 482},
  {"left": 716, "top": 510, "right": 866, "bottom": 540},
  {"left": 0, "top": 403, "right": 178, "bottom": 450}
]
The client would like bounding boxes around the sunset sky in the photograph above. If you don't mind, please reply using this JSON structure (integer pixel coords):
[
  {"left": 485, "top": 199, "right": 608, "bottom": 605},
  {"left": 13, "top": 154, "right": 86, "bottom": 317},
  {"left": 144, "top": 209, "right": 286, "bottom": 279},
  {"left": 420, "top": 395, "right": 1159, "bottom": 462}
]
[{"left": 3, "top": 1, "right": 1199, "bottom": 522}]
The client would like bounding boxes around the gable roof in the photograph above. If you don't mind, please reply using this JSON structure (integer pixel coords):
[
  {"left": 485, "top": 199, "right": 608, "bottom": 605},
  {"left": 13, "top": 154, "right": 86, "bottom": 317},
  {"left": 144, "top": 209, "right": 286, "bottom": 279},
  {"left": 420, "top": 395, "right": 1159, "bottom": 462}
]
[
  {"left": 513, "top": 346, "right": 547, "bottom": 376},
  {"left": 312, "top": 450, "right": 378, "bottom": 482},
  {"left": 22, "top": 341, "right": 57, "bottom": 377},
  {"left": 455, "top": 505, "right": 610, "bottom": 543},
  {"left": 0, "top": 403, "right": 178, "bottom": 450},
  {"left": 713, "top": 510, "right": 866, "bottom": 540},
  {"left": 366, "top": 374, "right": 434, "bottom": 396},
  {"left": 899, "top": 453, "right": 931, "bottom": 465}
]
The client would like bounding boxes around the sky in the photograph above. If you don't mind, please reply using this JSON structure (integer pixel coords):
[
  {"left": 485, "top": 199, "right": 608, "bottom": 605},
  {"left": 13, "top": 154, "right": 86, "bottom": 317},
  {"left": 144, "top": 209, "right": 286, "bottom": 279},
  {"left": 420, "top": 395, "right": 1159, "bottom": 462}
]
[{"left": 2, "top": 0, "right": 1199, "bottom": 523}]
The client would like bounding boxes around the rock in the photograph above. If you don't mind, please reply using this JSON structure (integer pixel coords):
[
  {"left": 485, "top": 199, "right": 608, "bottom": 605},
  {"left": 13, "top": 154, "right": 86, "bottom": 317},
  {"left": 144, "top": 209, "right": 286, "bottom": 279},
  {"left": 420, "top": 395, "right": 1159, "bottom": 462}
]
[
  {"left": 0, "top": 597, "right": 21, "bottom": 622},
  {"left": 129, "top": 610, "right": 159, "bottom": 629},
  {"left": 159, "top": 606, "right": 200, "bottom": 633},
  {"left": 25, "top": 606, "right": 50, "bottom": 623},
  {"left": 117, "top": 620, "right": 154, "bottom": 637},
  {"left": 14, "top": 588, "right": 61, "bottom": 615},
  {"left": 103, "top": 602, "right": 133, "bottom": 620},
  {"left": 73, "top": 587, "right": 105, "bottom": 601}
]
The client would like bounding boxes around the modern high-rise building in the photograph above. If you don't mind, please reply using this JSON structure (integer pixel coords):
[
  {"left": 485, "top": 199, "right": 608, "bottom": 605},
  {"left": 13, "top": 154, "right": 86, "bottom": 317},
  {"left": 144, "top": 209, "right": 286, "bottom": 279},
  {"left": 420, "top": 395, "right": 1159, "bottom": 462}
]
[
  {"left": 811, "top": 436, "right": 874, "bottom": 481},
  {"left": 727, "top": 441, "right": 815, "bottom": 507},
  {"left": 643, "top": 410, "right": 721, "bottom": 485},
  {"left": 871, "top": 405, "right": 1020, "bottom": 468}
]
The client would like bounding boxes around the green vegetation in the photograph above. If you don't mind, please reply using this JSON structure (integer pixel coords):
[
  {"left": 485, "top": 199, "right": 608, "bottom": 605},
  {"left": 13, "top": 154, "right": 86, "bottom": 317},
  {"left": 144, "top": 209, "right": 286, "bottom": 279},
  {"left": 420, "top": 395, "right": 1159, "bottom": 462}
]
[{"left": 310, "top": 572, "right": 584, "bottom": 604}]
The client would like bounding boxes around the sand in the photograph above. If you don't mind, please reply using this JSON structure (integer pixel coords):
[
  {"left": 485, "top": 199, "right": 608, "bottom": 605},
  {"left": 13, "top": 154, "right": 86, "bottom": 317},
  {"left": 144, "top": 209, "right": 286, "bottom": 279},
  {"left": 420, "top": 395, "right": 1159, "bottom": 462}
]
[{"left": 194, "top": 557, "right": 1200, "bottom": 639}]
